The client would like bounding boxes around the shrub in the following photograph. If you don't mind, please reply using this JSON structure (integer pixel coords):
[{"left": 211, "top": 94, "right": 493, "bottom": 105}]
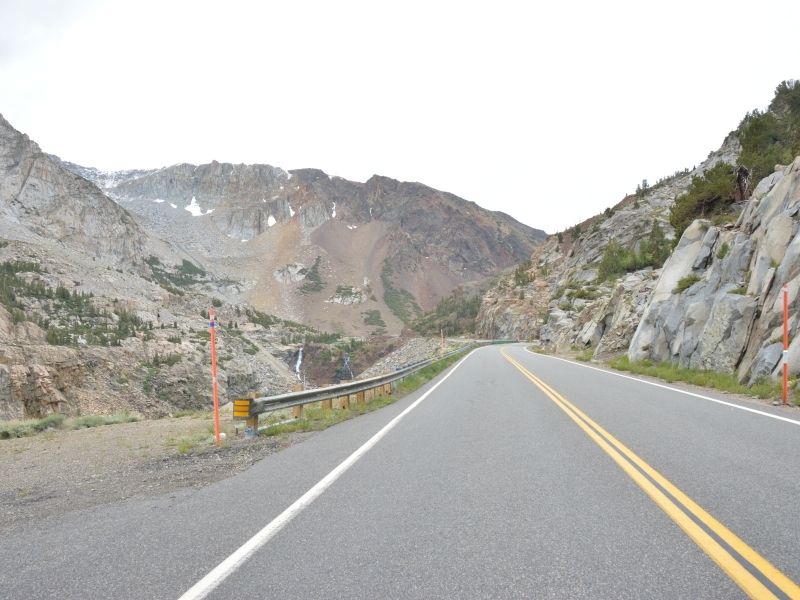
[
  {"left": 673, "top": 275, "right": 701, "bottom": 294},
  {"left": 413, "top": 288, "right": 481, "bottom": 336},
  {"left": 597, "top": 222, "right": 670, "bottom": 282},
  {"left": 716, "top": 242, "right": 730, "bottom": 259},
  {"left": 669, "top": 163, "right": 737, "bottom": 242},
  {"left": 298, "top": 256, "right": 325, "bottom": 294},
  {"left": 362, "top": 310, "right": 386, "bottom": 327},
  {"left": 513, "top": 260, "right": 533, "bottom": 287}
]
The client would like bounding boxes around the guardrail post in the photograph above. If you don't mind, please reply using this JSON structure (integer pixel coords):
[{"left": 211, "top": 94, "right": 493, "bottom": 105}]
[
  {"left": 245, "top": 392, "right": 258, "bottom": 439},
  {"left": 292, "top": 384, "right": 304, "bottom": 419},
  {"left": 338, "top": 394, "right": 349, "bottom": 409},
  {"left": 357, "top": 390, "right": 365, "bottom": 405}
]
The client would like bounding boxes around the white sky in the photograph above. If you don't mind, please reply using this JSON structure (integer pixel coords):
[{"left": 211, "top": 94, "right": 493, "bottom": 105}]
[{"left": 1, "top": 0, "right": 798, "bottom": 233}]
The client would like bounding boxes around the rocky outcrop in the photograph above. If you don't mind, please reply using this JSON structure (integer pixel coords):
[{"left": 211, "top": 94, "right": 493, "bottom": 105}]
[
  {"left": 629, "top": 157, "right": 800, "bottom": 382},
  {"left": 357, "top": 337, "right": 466, "bottom": 378},
  {"left": 475, "top": 132, "right": 740, "bottom": 352}
]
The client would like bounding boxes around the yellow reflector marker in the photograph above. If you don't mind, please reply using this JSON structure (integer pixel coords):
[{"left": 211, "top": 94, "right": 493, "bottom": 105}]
[{"left": 232, "top": 399, "right": 251, "bottom": 420}]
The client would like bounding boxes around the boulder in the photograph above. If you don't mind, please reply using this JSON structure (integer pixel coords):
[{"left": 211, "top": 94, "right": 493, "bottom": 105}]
[
  {"left": 688, "top": 294, "right": 757, "bottom": 372},
  {"left": 749, "top": 343, "right": 783, "bottom": 385}
]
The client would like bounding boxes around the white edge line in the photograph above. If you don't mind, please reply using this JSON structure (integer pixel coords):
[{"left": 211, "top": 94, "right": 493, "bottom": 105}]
[
  {"left": 177, "top": 348, "right": 479, "bottom": 600},
  {"left": 522, "top": 347, "right": 800, "bottom": 427}
]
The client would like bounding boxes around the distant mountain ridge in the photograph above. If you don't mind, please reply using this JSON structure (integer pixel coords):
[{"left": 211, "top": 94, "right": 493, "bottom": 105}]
[{"left": 60, "top": 157, "right": 547, "bottom": 334}]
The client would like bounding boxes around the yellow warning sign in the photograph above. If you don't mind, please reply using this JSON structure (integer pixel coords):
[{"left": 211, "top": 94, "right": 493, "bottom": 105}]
[{"left": 233, "top": 399, "right": 251, "bottom": 419}]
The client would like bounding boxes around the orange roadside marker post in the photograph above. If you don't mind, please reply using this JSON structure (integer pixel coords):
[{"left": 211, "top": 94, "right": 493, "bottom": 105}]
[
  {"left": 783, "top": 285, "right": 789, "bottom": 406},
  {"left": 209, "top": 307, "right": 221, "bottom": 445}
]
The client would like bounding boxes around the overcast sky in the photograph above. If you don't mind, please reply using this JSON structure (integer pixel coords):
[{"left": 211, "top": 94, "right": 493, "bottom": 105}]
[{"left": 1, "top": 0, "right": 797, "bottom": 233}]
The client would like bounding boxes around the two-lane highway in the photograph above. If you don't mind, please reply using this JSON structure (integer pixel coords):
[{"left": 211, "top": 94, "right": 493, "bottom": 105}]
[{"left": 2, "top": 344, "right": 799, "bottom": 599}]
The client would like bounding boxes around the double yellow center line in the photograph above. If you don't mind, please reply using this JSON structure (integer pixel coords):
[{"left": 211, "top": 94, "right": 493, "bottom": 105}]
[{"left": 501, "top": 349, "right": 800, "bottom": 600}]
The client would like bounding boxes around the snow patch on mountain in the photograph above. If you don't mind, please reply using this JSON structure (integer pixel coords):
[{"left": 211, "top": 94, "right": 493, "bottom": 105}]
[{"left": 185, "top": 196, "right": 213, "bottom": 216}]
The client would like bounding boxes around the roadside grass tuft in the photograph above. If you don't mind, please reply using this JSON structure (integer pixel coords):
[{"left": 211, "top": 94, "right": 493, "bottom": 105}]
[
  {"left": 575, "top": 347, "right": 594, "bottom": 362},
  {"left": 68, "top": 414, "right": 138, "bottom": 430},
  {"left": 0, "top": 413, "right": 138, "bottom": 439},
  {"left": 608, "top": 355, "right": 782, "bottom": 400},
  {"left": 527, "top": 345, "right": 551, "bottom": 355},
  {"left": 174, "top": 436, "right": 199, "bottom": 454}
]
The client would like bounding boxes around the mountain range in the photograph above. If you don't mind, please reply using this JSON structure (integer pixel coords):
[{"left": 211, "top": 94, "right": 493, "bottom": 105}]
[{"left": 0, "top": 112, "right": 545, "bottom": 419}]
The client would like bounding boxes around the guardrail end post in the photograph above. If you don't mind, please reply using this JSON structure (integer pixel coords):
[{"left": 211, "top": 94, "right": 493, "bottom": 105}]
[
  {"left": 244, "top": 392, "right": 258, "bottom": 439},
  {"left": 245, "top": 415, "right": 258, "bottom": 439},
  {"left": 292, "top": 384, "right": 304, "bottom": 418}
]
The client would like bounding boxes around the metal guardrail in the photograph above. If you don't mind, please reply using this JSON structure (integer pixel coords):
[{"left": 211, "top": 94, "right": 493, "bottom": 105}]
[{"left": 232, "top": 340, "right": 513, "bottom": 437}]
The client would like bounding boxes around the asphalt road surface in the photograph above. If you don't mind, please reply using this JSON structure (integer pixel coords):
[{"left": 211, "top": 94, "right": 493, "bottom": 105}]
[{"left": 2, "top": 344, "right": 799, "bottom": 599}]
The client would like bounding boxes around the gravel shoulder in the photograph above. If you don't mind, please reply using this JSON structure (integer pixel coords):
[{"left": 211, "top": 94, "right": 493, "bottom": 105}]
[{"left": 0, "top": 410, "right": 312, "bottom": 528}]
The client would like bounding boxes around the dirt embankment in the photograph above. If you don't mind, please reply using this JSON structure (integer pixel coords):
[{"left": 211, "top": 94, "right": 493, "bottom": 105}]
[{"left": 0, "top": 412, "right": 311, "bottom": 529}]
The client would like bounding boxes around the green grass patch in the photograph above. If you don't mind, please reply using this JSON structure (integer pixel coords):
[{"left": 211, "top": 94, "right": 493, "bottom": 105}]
[
  {"left": 607, "top": 355, "right": 781, "bottom": 400},
  {"left": 575, "top": 347, "right": 594, "bottom": 362}
]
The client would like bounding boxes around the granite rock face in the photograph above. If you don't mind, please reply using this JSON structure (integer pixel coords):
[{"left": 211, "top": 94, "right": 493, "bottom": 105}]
[{"left": 630, "top": 157, "right": 800, "bottom": 383}]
